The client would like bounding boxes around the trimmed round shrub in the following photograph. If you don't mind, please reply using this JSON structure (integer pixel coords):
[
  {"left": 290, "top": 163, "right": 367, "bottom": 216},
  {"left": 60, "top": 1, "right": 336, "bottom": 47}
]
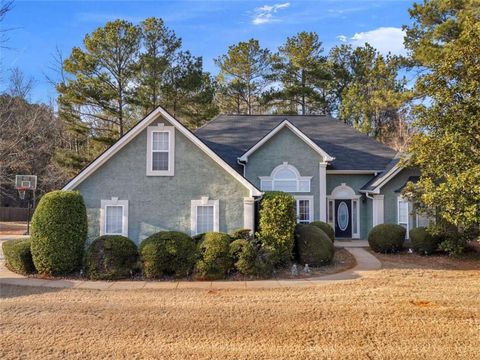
[
  {"left": 257, "top": 191, "right": 296, "bottom": 267},
  {"left": 84, "top": 235, "right": 138, "bottom": 280},
  {"left": 2, "top": 239, "right": 35, "bottom": 275},
  {"left": 195, "top": 232, "right": 232, "bottom": 280},
  {"left": 192, "top": 233, "right": 205, "bottom": 246},
  {"left": 229, "top": 239, "right": 256, "bottom": 275},
  {"left": 229, "top": 239, "right": 274, "bottom": 278},
  {"left": 230, "top": 229, "right": 253, "bottom": 241},
  {"left": 30, "top": 190, "right": 88, "bottom": 275},
  {"left": 410, "top": 227, "right": 439, "bottom": 255},
  {"left": 310, "top": 221, "right": 335, "bottom": 242},
  {"left": 294, "top": 224, "right": 334, "bottom": 266},
  {"left": 140, "top": 231, "right": 196, "bottom": 279},
  {"left": 368, "top": 224, "right": 406, "bottom": 253}
]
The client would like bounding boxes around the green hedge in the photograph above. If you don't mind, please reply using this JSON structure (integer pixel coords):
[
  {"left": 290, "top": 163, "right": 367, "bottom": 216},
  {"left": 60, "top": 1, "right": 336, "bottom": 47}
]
[
  {"left": 294, "top": 224, "right": 334, "bottom": 266},
  {"left": 30, "top": 190, "right": 88, "bottom": 275},
  {"left": 310, "top": 221, "right": 335, "bottom": 242},
  {"left": 140, "top": 231, "right": 196, "bottom": 278},
  {"left": 229, "top": 239, "right": 274, "bottom": 277},
  {"left": 2, "top": 239, "right": 35, "bottom": 275},
  {"left": 410, "top": 227, "right": 439, "bottom": 255},
  {"left": 230, "top": 229, "right": 253, "bottom": 241},
  {"left": 368, "top": 224, "right": 406, "bottom": 253},
  {"left": 257, "top": 191, "right": 296, "bottom": 267},
  {"left": 84, "top": 235, "right": 138, "bottom": 280},
  {"left": 229, "top": 239, "right": 255, "bottom": 275},
  {"left": 195, "top": 232, "right": 232, "bottom": 280}
]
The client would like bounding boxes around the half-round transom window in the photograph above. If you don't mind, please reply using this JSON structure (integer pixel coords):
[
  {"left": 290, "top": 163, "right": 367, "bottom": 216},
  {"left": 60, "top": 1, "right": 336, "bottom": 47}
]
[{"left": 260, "top": 163, "right": 311, "bottom": 193}]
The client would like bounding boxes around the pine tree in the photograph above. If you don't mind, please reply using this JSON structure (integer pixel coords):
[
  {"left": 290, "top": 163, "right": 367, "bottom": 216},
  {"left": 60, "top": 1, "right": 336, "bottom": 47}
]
[
  {"left": 267, "top": 32, "right": 331, "bottom": 115},
  {"left": 215, "top": 39, "right": 271, "bottom": 115},
  {"left": 403, "top": 0, "right": 480, "bottom": 247}
]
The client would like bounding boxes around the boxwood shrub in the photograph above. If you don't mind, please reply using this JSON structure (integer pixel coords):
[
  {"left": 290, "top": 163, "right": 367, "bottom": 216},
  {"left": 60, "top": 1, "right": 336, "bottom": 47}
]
[
  {"left": 2, "top": 239, "right": 35, "bottom": 275},
  {"left": 368, "top": 224, "right": 406, "bottom": 253},
  {"left": 229, "top": 239, "right": 274, "bottom": 277},
  {"left": 195, "top": 232, "right": 232, "bottom": 280},
  {"left": 30, "top": 190, "right": 88, "bottom": 275},
  {"left": 294, "top": 224, "right": 334, "bottom": 266},
  {"left": 230, "top": 229, "right": 253, "bottom": 241},
  {"left": 310, "top": 221, "right": 335, "bottom": 242},
  {"left": 229, "top": 239, "right": 255, "bottom": 275},
  {"left": 84, "top": 235, "right": 138, "bottom": 280},
  {"left": 257, "top": 191, "right": 296, "bottom": 267},
  {"left": 410, "top": 227, "right": 439, "bottom": 255},
  {"left": 140, "top": 231, "right": 196, "bottom": 279}
]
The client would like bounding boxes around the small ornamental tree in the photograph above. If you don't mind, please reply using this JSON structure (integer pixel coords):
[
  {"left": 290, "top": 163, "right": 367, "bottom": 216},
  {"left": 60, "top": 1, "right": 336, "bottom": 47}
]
[
  {"left": 30, "top": 190, "right": 88, "bottom": 275},
  {"left": 257, "top": 191, "right": 296, "bottom": 267}
]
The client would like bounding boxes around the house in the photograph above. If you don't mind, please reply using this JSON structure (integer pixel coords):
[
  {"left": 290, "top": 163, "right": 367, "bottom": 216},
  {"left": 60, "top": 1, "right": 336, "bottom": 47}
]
[{"left": 63, "top": 106, "right": 423, "bottom": 244}]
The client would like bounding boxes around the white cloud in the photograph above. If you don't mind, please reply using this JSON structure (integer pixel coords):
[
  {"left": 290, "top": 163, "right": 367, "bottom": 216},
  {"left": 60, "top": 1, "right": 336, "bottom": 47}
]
[
  {"left": 347, "top": 27, "right": 407, "bottom": 56},
  {"left": 336, "top": 35, "right": 347, "bottom": 43},
  {"left": 252, "top": 3, "right": 290, "bottom": 25}
]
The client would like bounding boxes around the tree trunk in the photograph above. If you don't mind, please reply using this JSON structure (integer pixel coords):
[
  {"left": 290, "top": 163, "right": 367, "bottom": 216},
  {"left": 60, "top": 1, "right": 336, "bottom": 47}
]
[{"left": 301, "top": 69, "right": 306, "bottom": 115}]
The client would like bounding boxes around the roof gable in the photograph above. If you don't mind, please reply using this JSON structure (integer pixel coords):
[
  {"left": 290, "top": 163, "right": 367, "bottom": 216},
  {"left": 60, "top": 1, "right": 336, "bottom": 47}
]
[
  {"left": 195, "top": 115, "right": 397, "bottom": 172},
  {"left": 62, "top": 107, "right": 262, "bottom": 196},
  {"left": 238, "top": 120, "right": 335, "bottom": 163}
]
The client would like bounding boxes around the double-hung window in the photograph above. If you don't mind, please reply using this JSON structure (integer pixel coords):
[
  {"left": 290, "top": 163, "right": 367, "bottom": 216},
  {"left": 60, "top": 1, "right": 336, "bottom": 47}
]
[
  {"left": 191, "top": 197, "right": 219, "bottom": 235},
  {"left": 147, "top": 124, "right": 175, "bottom": 176},
  {"left": 295, "top": 196, "right": 313, "bottom": 224},
  {"left": 397, "top": 196, "right": 409, "bottom": 237},
  {"left": 101, "top": 198, "right": 129, "bottom": 237}
]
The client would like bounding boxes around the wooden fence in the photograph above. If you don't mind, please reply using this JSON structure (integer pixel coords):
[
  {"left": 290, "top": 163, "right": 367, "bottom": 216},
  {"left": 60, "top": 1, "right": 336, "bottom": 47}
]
[{"left": 0, "top": 207, "right": 32, "bottom": 221}]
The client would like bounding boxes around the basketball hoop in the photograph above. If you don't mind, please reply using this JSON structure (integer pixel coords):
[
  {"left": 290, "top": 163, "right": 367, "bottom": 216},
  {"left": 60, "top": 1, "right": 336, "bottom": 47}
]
[{"left": 17, "top": 186, "right": 29, "bottom": 200}]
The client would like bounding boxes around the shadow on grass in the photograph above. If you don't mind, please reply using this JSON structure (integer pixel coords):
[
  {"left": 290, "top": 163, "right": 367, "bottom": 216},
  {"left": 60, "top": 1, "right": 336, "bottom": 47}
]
[
  {"left": 0, "top": 282, "right": 63, "bottom": 299},
  {"left": 369, "top": 248, "right": 480, "bottom": 271}
]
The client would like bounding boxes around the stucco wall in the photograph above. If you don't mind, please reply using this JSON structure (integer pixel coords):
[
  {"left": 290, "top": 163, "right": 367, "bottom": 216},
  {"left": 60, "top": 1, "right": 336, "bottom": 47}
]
[
  {"left": 75, "top": 117, "right": 249, "bottom": 244},
  {"left": 382, "top": 167, "right": 421, "bottom": 230},
  {"left": 243, "top": 128, "right": 377, "bottom": 238},
  {"left": 244, "top": 127, "right": 323, "bottom": 219}
]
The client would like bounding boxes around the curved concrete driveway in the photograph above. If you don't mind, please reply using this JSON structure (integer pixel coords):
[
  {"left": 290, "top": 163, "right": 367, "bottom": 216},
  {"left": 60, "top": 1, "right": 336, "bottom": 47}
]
[{"left": 0, "top": 246, "right": 380, "bottom": 291}]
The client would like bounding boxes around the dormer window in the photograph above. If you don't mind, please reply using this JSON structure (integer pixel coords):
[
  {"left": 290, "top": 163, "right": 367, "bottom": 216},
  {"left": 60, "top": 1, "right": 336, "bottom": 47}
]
[
  {"left": 146, "top": 124, "right": 175, "bottom": 176},
  {"left": 259, "top": 163, "right": 311, "bottom": 192}
]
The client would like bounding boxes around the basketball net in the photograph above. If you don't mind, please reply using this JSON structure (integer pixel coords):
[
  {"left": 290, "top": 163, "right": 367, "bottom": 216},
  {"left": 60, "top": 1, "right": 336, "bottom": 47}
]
[{"left": 17, "top": 187, "right": 28, "bottom": 200}]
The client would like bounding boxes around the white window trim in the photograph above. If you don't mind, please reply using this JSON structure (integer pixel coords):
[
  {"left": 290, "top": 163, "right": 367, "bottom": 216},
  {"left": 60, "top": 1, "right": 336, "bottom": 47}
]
[
  {"left": 416, "top": 213, "right": 433, "bottom": 228},
  {"left": 397, "top": 196, "right": 409, "bottom": 238},
  {"left": 259, "top": 162, "right": 312, "bottom": 193},
  {"left": 100, "top": 197, "right": 129, "bottom": 237},
  {"left": 295, "top": 195, "right": 314, "bottom": 224},
  {"left": 190, "top": 197, "right": 219, "bottom": 236},
  {"left": 146, "top": 123, "right": 175, "bottom": 176},
  {"left": 327, "top": 183, "right": 361, "bottom": 239}
]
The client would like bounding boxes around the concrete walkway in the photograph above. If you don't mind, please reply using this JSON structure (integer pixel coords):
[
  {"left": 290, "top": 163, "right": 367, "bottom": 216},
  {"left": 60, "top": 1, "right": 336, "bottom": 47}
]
[{"left": 0, "top": 245, "right": 381, "bottom": 291}]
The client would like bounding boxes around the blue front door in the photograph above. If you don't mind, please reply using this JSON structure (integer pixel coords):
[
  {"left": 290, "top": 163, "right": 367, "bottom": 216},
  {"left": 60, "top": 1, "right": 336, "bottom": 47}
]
[{"left": 335, "top": 199, "right": 352, "bottom": 238}]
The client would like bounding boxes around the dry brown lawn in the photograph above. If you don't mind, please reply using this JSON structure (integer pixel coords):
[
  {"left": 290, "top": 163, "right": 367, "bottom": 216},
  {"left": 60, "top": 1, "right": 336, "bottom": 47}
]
[{"left": 1, "top": 264, "right": 479, "bottom": 360}]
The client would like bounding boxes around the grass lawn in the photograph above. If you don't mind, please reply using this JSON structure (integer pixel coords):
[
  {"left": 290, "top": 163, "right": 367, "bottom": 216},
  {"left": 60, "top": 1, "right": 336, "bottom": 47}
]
[{"left": 1, "top": 256, "right": 479, "bottom": 360}]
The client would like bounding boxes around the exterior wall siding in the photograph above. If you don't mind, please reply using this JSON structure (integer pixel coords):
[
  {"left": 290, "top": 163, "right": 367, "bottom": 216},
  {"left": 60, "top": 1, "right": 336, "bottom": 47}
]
[
  {"left": 381, "top": 168, "right": 421, "bottom": 231},
  {"left": 75, "top": 117, "right": 249, "bottom": 244},
  {"left": 244, "top": 127, "right": 323, "bottom": 220},
  {"left": 243, "top": 127, "right": 377, "bottom": 238}
]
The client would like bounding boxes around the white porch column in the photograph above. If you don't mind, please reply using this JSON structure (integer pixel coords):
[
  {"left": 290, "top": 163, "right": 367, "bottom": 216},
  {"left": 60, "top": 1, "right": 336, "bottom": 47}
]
[
  {"left": 372, "top": 195, "right": 384, "bottom": 226},
  {"left": 243, "top": 197, "right": 255, "bottom": 233},
  {"left": 319, "top": 162, "right": 327, "bottom": 222}
]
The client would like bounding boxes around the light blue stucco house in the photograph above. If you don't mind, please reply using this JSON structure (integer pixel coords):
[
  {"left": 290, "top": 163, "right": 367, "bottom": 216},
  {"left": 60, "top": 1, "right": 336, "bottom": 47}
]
[{"left": 63, "top": 106, "right": 424, "bottom": 244}]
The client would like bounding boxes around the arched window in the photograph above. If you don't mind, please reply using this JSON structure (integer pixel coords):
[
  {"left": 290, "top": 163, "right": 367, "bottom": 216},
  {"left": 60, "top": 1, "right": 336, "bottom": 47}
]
[{"left": 259, "top": 163, "right": 311, "bottom": 192}]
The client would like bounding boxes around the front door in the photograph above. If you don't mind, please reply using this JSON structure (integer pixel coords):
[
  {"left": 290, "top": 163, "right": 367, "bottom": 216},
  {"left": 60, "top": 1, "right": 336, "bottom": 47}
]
[{"left": 335, "top": 199, "right": 352, "bottom": 238}]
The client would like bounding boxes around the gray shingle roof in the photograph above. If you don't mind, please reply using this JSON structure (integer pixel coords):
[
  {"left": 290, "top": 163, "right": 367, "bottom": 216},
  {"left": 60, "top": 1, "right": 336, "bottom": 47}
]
[
  {"left": 195, "top": 115, "right": 397, "bottom": 173},
  {"left": 360, "top": 158, "right": 401, "bottom": 192}
]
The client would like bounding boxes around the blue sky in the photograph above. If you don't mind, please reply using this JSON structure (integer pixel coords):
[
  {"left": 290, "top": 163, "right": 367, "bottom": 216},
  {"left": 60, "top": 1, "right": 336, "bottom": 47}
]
[{"left": 1, "top": 0, "right": 415, "bottom": 103}]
